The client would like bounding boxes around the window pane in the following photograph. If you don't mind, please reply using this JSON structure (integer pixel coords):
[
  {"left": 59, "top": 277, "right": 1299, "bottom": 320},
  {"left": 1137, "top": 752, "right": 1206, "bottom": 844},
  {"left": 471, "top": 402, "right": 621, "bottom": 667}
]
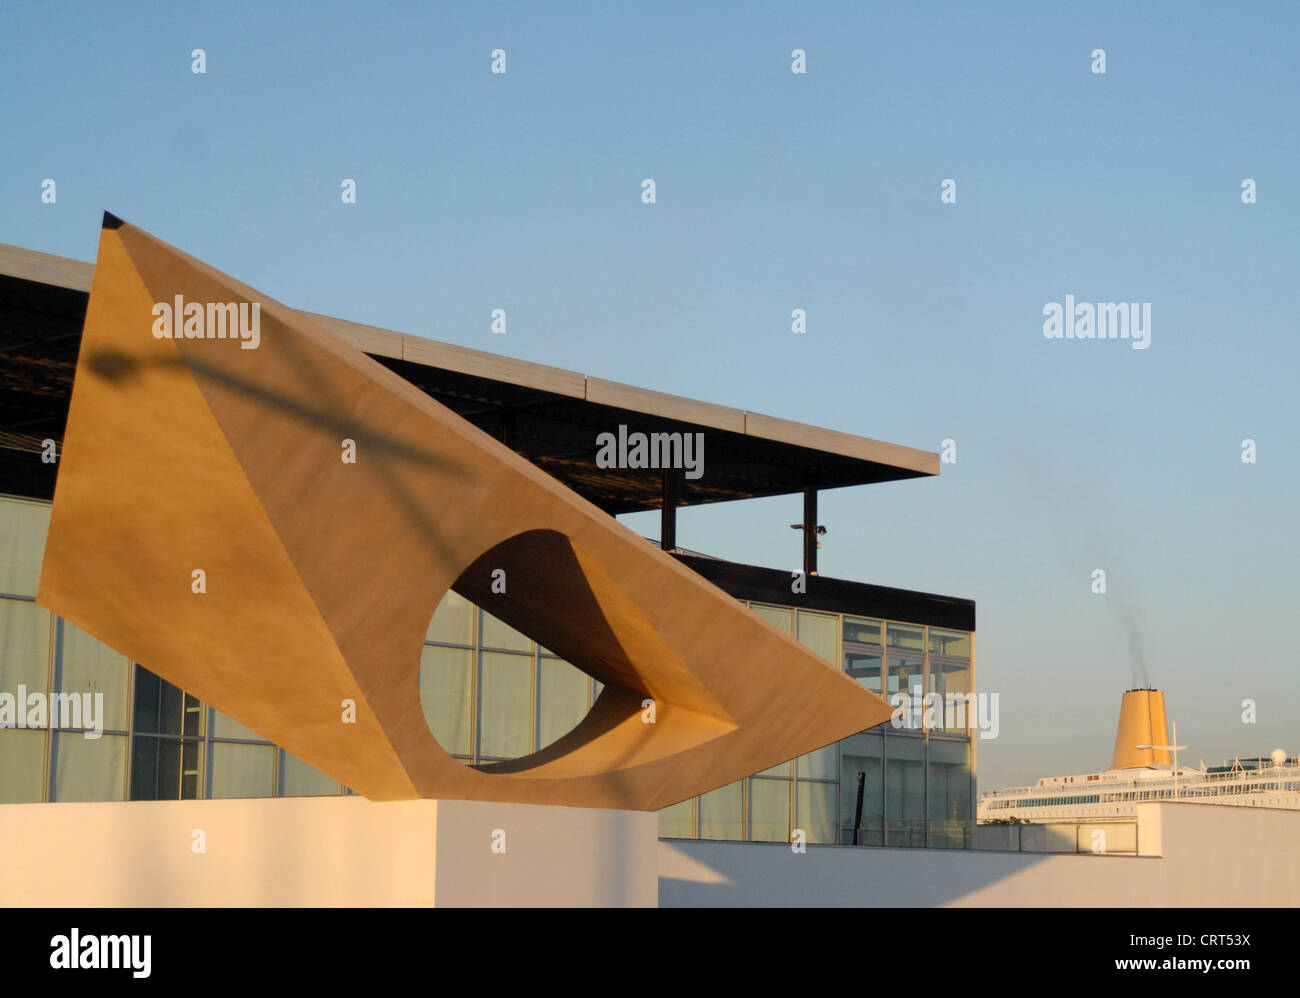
[
  {"left": 886, "top": 622, "right": 924, "bottom": 651},
  {"left": 930, "top": 659, "right": 970, "bottom": 699},
  {"left": 797, "top": 742, "right": 837, "bottom": 780},
  {"left": 280, "top": 749, "right": 342, "bottom": 796},
  {"left": 844, "top": 648, "right": 881, "bottom": 692},
  {"left": 929, "top": 738, "right": 971, "bottom": 823},
  {"left": 478, "top": 651, "right": 531, "bottom": 759},
  {"left": 796, "top": 611, "right": 836, "bottom": 664},
  {"left": 0, "top": 599, "right": 51, "bottom": 696},
  {"left": 700, "top": 780, "right": 744, "bottom": 841},
  {"left": 132, "top": 666, "right": 200, "bottom": 736},
  {"left": 57, "top": 621, "right": 129, "bottom": 731},
  {"left": 929, "top": 629, "right": 971, "bottom": 658},
  {"left": 887, "top": 653, "right": 925, "bottom": 730},
  {"left": 0, "top": 498, "right": 50, "bottom": 597},
  {"left": 840, "top": 731, "right": 884, "bottom": 835},
  {"left": 797, "top": 781, "right": 837, "bottom": 844},
  {"left": 757, "top": 758, "right": 792, "bottom": 777},
  {"left": 480, "top": 610, "right": 533, "bottom": 652},
  {"left": 658, "top": 798, "right": 695, "bottom": 838},
  {"left": 887, "top": 821, "right": 927, "bottom": 849},
  {"left": 843, "top": 616, "right": 883, "bottom": 692},
  {"left": 749, "top": 603, "right": 793, "bottom": 635},
  {"left": 210, "top": 742, "right": 275, "bottom": 798},
  {"left": 130, "top": 735, "right": 200, "bottom": 800},
  {"left": 52, "top": 731, "right": 125, "bottom": 801},
  {"left": 426, "top": 590, "right": 474, "bottom": 645},
  {"left": 181, "top": 693, "right": 201, "bottom": 737},
  {"left": 0, "top": 729, "right": 45, "bottom": 802},
  {"left": 210, "top": 708, "right": 264, "bottom": 741},
  {"left": 929, "top": 658, "right": 972, "bottom": 732},
  {"left": 538, "top": 657, "right": 589, "bottom": 749},
  {"left": 420, "top": 645, "right": 474, "bottom": 756},
  {"left": 886, "top": 731, "right": 927, "bottom": 847},
  {"left": 886, "top": 734, "right": 926, "bottom": 821},
  {"left": 750, "top": 778, "right": 791, "bottom": 842},
  {"left": 853, "top": 822, "right": 885, "bottom": 847},
  {"left": 843, "top": 616, "right": 882, "bottom": 646}
]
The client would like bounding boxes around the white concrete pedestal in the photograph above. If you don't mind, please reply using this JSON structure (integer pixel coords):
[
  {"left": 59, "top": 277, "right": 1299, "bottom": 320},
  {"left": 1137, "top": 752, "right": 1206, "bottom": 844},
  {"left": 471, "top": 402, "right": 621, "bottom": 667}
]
[{"left": 0, "top": 796, "right": 658, "bottom": 907}]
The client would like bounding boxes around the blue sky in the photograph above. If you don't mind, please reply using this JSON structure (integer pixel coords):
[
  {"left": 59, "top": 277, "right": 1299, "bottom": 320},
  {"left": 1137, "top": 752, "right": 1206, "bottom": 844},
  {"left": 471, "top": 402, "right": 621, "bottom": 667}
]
[{"left": 3, "top": 1, "right": 1297, "bottom": 789}]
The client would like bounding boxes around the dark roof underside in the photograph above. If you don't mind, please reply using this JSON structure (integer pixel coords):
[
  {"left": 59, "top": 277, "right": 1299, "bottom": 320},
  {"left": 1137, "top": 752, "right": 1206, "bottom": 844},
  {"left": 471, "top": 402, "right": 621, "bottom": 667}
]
[
  {"left": 0, "top": 273, "right": 931, "bottom": 511},
  {"left": 371, "top": 355, "right": 930, "bottom": 514}
]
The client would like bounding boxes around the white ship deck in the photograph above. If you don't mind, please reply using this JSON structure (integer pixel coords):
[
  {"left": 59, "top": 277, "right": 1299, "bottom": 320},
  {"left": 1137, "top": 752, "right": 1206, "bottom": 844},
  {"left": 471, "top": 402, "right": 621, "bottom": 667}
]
[{"left": 979, "top": 759, "right": 1300, "bottom": 822}]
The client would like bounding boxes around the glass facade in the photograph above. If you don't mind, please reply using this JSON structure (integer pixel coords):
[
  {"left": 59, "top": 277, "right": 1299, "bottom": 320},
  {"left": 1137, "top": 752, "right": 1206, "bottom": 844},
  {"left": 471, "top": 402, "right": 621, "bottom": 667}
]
[{"left": 0, "top": 494, "right": 975, "bottom": 848}]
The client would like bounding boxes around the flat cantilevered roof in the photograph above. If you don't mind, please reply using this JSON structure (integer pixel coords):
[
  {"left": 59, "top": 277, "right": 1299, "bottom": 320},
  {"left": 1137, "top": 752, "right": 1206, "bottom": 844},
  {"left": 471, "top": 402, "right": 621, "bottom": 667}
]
[{"left": 0, "top": 241, "right": 938, "bottom": 511}]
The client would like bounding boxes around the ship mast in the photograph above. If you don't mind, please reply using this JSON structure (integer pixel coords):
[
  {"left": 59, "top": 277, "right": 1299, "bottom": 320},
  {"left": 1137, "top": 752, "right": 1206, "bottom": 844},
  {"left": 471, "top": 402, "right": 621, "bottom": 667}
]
[{"left": 1138, "top": 721, "right": 1189, "bottom": 796}]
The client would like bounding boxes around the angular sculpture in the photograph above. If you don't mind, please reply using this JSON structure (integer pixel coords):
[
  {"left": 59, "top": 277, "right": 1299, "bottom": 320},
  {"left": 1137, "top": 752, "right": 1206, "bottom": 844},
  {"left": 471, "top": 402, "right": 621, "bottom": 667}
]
[{"left": 37, "top": 215, "right": 894, "bottom": 808}]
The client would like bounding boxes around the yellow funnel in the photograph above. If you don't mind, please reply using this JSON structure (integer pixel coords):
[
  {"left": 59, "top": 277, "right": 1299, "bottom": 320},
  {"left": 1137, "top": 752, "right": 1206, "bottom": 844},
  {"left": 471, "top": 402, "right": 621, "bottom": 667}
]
[{"left": 1110, "top": 689, "right": 1170, "bottom": 769}]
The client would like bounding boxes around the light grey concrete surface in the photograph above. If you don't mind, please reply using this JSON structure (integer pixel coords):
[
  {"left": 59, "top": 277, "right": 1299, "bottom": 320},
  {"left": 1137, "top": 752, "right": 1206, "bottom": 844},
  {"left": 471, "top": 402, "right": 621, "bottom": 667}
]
[{"left": 659, "top": 803, "right": 1299, "bottom": 907}]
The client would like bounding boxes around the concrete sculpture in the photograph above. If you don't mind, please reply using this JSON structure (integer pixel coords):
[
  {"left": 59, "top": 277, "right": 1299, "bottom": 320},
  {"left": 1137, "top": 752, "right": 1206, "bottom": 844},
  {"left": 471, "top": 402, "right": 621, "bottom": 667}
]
[{"left": 37, "top": 215, "right": 893, "bottom": 808}]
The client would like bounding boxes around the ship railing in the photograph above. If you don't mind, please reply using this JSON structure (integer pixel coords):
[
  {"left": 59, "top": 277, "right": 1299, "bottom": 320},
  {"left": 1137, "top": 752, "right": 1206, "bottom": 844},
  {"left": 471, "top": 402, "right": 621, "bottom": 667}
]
[{"left": 985, "top": 765, "right": 1300, "bottom": 803}]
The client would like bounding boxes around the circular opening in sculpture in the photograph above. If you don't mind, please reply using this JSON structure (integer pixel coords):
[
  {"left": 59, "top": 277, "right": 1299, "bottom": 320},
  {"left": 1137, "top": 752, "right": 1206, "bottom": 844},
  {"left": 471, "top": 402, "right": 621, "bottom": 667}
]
[{"left": 420, "top": 589, "right": 601, "bottom": 767}]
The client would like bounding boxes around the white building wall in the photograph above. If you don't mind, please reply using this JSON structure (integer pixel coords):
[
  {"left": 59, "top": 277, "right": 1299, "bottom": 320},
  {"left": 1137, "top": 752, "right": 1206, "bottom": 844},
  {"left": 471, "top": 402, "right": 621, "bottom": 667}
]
[
  {"left": 659, "top": 803, "right": 1300, "bottom": 907},
  {"left": 0, "top": 796, "right": 658, "bottom": 907}
]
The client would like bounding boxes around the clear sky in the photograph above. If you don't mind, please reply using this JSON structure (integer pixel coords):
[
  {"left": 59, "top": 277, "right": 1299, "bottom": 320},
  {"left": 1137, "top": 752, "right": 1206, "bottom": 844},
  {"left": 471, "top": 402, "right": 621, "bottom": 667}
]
[{"left": 3, "top": 1, "right": 1296, "bottom": 790}]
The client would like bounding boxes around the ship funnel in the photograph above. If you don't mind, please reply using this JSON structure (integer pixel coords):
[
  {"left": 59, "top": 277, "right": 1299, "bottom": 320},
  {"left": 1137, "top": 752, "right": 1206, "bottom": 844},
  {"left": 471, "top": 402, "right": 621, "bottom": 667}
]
[{"left": 1110, "top": 688, "right": 1170, "bottom": 770}]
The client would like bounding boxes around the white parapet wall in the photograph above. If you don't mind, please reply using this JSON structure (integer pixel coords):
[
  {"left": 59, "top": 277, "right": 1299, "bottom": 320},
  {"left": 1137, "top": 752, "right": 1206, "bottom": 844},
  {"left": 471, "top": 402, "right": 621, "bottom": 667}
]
[
  {"left": 659, "top": 802, "right": 1300, "bottom": 907},
  {"left": 0, "top": 796, "right": 658, "bottom": 907},
  {"left": 8, "top": 797, "right": 1293, "bottom": 907}
]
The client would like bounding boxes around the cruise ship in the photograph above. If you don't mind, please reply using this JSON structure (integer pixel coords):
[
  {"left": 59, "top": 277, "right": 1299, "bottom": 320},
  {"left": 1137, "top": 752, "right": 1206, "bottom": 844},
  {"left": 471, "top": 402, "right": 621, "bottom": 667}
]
[{"left": 979, "top": 688, "right": 1300, "bottom": 823}]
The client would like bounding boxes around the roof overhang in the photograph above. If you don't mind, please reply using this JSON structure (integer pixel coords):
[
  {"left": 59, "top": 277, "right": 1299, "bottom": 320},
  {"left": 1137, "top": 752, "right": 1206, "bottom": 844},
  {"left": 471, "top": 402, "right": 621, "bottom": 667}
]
[{"left": 0, "top": 242, "right": 938, "bottom": 510}]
